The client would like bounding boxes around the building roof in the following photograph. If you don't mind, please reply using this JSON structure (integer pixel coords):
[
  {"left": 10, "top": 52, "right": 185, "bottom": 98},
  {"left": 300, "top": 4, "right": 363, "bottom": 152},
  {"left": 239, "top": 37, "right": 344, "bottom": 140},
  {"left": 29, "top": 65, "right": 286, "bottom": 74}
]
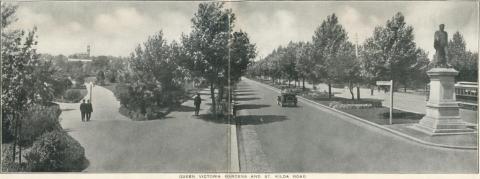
[{"left": 67, "top": 58, "right": 92, "bottom": 62}]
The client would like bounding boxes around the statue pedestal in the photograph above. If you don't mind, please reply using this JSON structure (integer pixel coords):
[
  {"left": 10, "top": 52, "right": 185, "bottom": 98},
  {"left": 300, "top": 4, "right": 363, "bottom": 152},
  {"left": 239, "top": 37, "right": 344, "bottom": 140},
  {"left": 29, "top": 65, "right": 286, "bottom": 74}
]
[{"left": 416, "top": 68, "right": 474, "bottom": 135}]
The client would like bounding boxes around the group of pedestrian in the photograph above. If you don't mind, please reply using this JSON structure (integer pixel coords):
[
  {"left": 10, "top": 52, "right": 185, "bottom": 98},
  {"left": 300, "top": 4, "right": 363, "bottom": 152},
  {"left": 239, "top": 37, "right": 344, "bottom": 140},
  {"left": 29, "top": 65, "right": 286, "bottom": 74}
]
[{"left": 80, "top": 99, "right": 93, "bottom": 122}]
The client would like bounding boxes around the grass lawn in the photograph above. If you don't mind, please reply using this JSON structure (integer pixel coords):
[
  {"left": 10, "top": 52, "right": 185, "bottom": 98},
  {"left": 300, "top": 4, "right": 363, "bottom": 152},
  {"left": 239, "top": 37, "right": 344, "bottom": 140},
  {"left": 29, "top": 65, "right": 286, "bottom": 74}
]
[
  {"left": 341, "top": 107, "right": 424, "bottom": 125},
  {"left": 301, "top": 94, "right": 424, "bottom": 125}
]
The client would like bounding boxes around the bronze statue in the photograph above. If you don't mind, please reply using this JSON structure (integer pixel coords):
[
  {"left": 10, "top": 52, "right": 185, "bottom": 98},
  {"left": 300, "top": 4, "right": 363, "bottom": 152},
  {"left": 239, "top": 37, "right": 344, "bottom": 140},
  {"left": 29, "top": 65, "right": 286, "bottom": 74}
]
[{"left": 434, "top": 24, "right": 449, "bottom": 67}]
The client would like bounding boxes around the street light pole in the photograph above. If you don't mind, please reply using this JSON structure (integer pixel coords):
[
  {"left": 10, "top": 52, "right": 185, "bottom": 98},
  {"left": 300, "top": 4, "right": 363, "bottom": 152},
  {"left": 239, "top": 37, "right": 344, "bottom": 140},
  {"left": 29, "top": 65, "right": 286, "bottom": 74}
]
[
  {"left": 90, "top": 82, "right": 93, "bottom": 103},
  {"left": 388, "top": 22, "right": 398, "bottom": 125},
  {"left": 389, "top": 80, "right": 393, "bottom": 125}
]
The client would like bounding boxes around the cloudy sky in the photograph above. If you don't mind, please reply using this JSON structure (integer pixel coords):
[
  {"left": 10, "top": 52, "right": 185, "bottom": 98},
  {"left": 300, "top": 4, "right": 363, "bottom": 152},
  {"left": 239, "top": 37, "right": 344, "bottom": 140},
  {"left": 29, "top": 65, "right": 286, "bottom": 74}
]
[{"left": 9, "top": 1, "right": 479, "bottom": 60}]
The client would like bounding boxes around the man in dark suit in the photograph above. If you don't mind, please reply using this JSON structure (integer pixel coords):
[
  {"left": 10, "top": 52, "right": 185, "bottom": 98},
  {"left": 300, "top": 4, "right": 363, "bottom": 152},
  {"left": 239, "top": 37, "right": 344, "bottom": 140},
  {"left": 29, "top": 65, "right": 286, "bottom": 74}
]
[
  {"left": 194, "top": 93, "right": 201, "bottom": 116},
  {"left": 86, "top": 100, "right": 93, "bottom": 121},
  {"left": 80, "top": 99, "right": 87, "bottom": 122}
]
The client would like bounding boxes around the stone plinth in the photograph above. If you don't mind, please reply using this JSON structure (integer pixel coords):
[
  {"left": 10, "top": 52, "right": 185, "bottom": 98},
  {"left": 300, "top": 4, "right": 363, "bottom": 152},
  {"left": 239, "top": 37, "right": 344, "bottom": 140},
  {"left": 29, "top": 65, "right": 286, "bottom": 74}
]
[{"left": 416, "top": 68, "right": 474, "bottom": 135}]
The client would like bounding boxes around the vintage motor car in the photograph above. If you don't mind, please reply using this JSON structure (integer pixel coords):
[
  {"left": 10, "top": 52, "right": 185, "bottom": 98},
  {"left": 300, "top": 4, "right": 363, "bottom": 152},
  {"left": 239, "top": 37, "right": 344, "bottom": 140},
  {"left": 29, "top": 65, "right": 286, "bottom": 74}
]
[{"left": 277, "top": 91, "right": 298, "bottom": 107}]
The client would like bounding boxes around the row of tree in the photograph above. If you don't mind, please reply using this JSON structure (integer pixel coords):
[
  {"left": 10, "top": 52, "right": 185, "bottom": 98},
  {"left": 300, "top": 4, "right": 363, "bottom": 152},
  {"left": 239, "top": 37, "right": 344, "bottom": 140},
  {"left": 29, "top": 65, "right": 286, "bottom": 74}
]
[
  {"left": 248, "top": 12, "right": 477, "bottom": 100},
  {"left": 120, "top": 2, "right": 256, "bottom": 115}
]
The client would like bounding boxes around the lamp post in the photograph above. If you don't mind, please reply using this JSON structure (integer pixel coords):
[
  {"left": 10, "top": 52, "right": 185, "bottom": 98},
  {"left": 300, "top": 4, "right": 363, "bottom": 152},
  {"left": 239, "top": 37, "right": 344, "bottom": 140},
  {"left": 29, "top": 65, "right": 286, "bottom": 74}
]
[{"left": 388, "top": 22, "right": 398, "bottom": 125}]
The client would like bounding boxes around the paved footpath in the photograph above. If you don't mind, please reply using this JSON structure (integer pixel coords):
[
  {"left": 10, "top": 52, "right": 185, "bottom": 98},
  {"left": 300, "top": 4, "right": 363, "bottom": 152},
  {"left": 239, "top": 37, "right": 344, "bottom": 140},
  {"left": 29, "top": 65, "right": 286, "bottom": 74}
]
[{"left": 58, "top": 85, "right": 229, "bottom": 172}]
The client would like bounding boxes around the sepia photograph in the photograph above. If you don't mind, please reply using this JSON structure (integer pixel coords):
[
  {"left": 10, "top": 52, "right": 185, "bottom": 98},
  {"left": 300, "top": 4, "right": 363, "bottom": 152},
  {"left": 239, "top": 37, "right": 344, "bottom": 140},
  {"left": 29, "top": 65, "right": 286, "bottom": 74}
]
[{"left": 1, "top": 0, "right": 479, "bottom": 174}]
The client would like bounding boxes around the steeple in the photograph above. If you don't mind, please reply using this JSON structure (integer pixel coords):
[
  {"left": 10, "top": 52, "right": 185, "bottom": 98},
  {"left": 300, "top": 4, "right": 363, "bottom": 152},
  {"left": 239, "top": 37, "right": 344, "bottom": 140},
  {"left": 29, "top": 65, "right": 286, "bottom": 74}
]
[{"left": 87, "top": 45, "right": 91, "bottom": 58}]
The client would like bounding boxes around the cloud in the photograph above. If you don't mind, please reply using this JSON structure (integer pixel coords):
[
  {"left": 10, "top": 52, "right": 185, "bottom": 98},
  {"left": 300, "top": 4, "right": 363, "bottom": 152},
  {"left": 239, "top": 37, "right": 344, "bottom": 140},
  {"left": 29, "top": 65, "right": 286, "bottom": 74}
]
[
  {"left": 94, "top": 7, "right": 151, "bottom": 37},
  {"left": 13, "top": 7, "right": 55, "bottom": 29},
  {"left": 12, "top": 1, "right": 478, "bottom": 58},
  {"left": 13, "top": 5, "right": 193, "bottom": 56},
  {"left": 338, "top": 6, "right": 378, "bottom": 42},
  {"left": 404, "top": 1, "right": 478, "bottom": 58},
  {"left": 235, "top": 9, "right": 310, "bottom": 59}
]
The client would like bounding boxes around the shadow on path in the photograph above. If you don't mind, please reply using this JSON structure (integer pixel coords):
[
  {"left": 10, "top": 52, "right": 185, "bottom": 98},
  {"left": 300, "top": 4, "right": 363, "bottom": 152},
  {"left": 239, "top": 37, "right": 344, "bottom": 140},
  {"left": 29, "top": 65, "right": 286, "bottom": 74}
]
[
  {"left": 171, "top": 105, "right": 196, "bottom": 112},
  {"left": 236, "top": 104, "right": 270, "bottom": 110},
  {"left": 235, "top": 97, "right": 261, "bottom": 101},
  {"left": 235, "top": 89, "right": 254, "bottom": 93},
  {"left": 195, "top": 114, "right": 288, "bottom": 125},
  {"left": 236, "top": 115, "right": 289, "bottom": 125},
  {"left": 235, "top": 93, "right": 256, "bottom": 96}
]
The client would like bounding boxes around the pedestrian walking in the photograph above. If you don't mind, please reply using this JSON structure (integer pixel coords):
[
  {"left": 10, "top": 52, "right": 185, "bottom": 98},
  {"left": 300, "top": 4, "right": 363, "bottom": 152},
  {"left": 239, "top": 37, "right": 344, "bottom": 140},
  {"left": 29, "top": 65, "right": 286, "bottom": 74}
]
[
  {"left": 86, "top": 100, "right": 93, "bottom": 121},
  {"left": 194, "top": 93, "right": 202, "bottom": 116},
  {"left": 80, "top": 99, "right": 87, "bottom": 122}
]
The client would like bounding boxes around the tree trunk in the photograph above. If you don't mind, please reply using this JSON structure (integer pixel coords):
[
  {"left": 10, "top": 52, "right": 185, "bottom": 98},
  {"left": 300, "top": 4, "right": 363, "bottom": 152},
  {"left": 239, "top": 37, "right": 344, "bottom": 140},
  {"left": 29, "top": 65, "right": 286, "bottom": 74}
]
[
  {"left": 328, "top": 82, "right": 332, "bottom": 99},
  {"left": 18, "top": 119, "right": 22, "bottom": 164},
  {"left": 371, "top": 88, "right": 374, "bottom": 96},
  {"left": 404, "top": 86, "right": 407, "bottom": 92},
  {"left": 302, "top": 77, "right": 305, "bottom": 91},
  {"left": 12, "top": 113, "right": 17, "bottom": 163},
  {"left": 357, "top": 86, "right": 361, "bottom": 100},
  {"left": 210, "top": 82, "right": 216, "bottom": 115},
  {"left": 219, "top": 85, "right": 224, "bottom": 102},
  {"left": 295, "top": 77, "right": 299, "bottom": 88},
  {"left": 349, "top": 82, "right": 354, "bottom": 100}
]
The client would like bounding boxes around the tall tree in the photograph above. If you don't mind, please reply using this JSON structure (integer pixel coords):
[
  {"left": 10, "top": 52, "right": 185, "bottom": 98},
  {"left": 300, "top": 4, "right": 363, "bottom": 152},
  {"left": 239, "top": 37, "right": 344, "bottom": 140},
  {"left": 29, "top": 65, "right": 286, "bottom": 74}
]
[
  {"left": 182, "top": 2, "right": 255, "bottom": 114},
  {"left": 295, "top": 42, "right": 314, "bottom": 90},
  {"left": 448, "top": 31, "right": 478, "bottom": 82},
  {"left": 312, "top": 13, "right": 350, "bottom": 98},
  {"left": 361, "top": 12, "right": 419, "bottom": 91},
  {"left": 229, "top": 31, "right": 256, "bottom": 84},
  {"left": 2, "top": 3, "right": 55, "bottom": 163},
  {"left": 128, "top": 31, "right": 186, "bottom": 113},
  {"left": 182, "top": 2, "right": 232, "bottom": 114},
  {"left": 334, "top": 42, "right": 359, "bottom": 99}
]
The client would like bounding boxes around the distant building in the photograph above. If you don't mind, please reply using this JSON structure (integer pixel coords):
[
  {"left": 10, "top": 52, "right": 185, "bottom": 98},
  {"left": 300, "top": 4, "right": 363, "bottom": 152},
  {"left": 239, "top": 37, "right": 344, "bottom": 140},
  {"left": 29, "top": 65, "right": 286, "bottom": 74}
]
[
  {"left": 67, "top": 45, "right": 92, "bottom": 62},
  {"left": 67, "top": 58, "right": 92, "bottom": 62}
]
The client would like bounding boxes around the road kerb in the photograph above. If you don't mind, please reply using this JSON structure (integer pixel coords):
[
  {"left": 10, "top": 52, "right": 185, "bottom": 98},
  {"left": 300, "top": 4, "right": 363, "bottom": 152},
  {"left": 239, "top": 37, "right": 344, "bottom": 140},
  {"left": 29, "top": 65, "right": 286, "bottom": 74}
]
[
  {"left": 245, "top": 78, "right": 478, "bottom": 150},
  {"left": 229, "top": 117, "right": 240, "bottom": 172}
]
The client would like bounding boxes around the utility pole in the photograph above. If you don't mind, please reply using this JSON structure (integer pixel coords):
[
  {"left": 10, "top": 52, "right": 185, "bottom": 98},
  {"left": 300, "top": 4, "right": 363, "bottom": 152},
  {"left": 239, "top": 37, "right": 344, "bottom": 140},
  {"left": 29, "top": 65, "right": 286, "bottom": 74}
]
[
  {"left": 388, "top": 22, "right": 399, "bottom": 125},
  {"left": 355, "top": 33, "right": 360, "bottom": 100},
  {"left": 89, "top": 82, "right": 93, "bottom": 103}
]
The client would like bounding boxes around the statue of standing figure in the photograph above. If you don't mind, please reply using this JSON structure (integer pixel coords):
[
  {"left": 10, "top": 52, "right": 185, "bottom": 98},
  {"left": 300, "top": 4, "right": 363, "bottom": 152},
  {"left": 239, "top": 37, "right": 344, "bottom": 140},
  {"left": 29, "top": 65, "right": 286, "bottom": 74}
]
[{"left": 434, "top": 24, "right": 449, "bottom": 67}]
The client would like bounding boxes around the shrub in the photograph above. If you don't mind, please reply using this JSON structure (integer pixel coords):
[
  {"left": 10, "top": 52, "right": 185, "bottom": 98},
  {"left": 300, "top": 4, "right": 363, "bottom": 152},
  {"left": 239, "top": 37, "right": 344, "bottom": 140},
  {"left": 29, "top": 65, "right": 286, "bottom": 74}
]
[
  {"left": 64, "top": 89, "right": 83, "bottom": 102},
  {"left": 1, "top": 144, "right": 26, "bottom": 172},
  {"left": 307, "top": 91, "right": 331, "bottom": 99},
  {"left": 19, "top": 103, "right": 62, "bottom": 147},
  {"left": 24, "top": 130, "right": 88, "bottom": 172},
  {"left": 115, "top": 83, "right": 131, "bottom": 107}
]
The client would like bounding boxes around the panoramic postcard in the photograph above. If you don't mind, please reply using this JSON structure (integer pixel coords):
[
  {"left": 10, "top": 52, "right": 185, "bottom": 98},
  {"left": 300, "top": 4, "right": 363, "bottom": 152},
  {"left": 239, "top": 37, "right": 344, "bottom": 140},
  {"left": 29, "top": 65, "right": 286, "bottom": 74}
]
[{"left": 1, "top": 0, "right": 478, "bottom": 173}]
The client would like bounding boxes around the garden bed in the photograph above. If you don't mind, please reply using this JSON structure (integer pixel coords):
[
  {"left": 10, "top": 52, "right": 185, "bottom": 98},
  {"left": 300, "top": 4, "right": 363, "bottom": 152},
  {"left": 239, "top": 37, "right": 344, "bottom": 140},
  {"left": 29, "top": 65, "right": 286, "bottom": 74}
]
[
  {"left": 114, "top": 82, "right": 204, "bottom": 121},
  {"left": 341, "top": 107, "right": 424, "bottom": 125},
  {"left": 119, "top": 106, "right": 170, "bottom": 121}
]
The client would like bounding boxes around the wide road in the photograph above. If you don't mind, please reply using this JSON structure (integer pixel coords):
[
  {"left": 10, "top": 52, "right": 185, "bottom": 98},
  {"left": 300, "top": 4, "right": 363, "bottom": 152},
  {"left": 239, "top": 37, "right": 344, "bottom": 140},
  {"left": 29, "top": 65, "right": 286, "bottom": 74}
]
[{"left": 236, "top": 78, "right": 477, "bottom": 173}]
